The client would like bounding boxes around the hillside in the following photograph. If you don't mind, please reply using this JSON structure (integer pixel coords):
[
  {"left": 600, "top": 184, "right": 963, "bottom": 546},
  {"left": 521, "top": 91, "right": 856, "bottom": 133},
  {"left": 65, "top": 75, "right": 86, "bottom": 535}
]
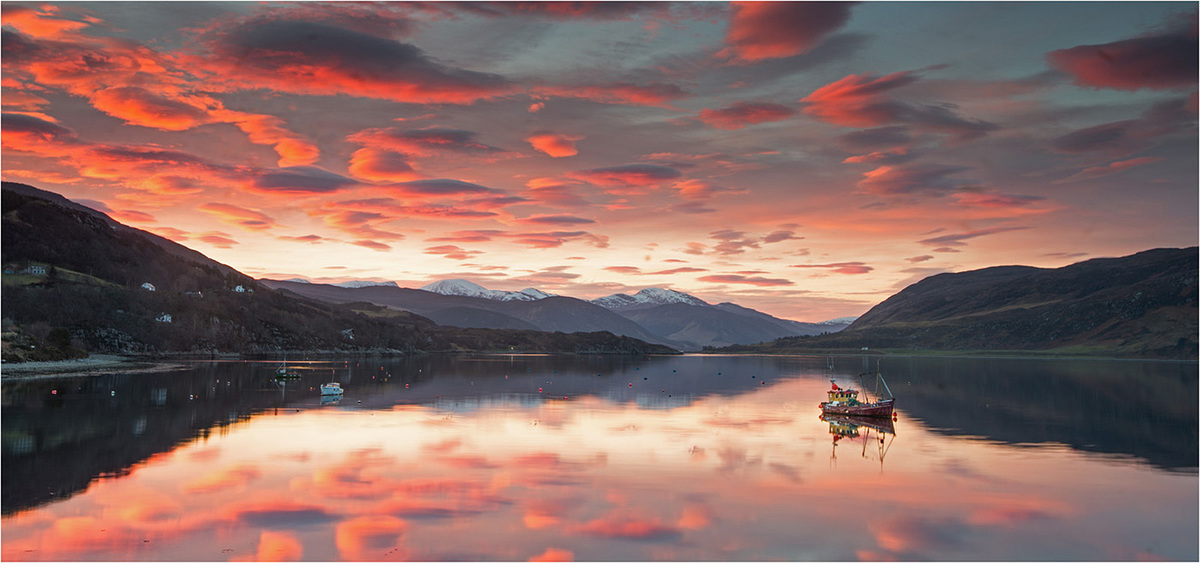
[
  {"left": 1, "top": 183, "right": 676, "bottom": 358},
  {"left": 717, "top": 248, "right": 1198, "bottom": 359}
]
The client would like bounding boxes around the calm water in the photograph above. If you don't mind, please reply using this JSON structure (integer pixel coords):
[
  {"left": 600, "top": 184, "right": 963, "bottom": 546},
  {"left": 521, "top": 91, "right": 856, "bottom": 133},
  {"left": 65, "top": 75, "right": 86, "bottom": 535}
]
[{"left": 2, "top": 354, "right": 1196, "bottom": 561}]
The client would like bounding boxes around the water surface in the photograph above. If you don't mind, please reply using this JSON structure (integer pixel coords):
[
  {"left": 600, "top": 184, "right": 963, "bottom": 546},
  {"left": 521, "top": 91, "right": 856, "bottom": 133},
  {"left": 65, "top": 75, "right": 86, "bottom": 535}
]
[{"left": 2, "top": 354, "right": 1196, "bottom": 561}]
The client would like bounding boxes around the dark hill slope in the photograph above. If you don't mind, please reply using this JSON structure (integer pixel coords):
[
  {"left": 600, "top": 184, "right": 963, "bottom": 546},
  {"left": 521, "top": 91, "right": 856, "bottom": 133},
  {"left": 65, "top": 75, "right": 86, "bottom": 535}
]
[{"left": 720, "top": 248, "right": 1198, "bottom": 359}]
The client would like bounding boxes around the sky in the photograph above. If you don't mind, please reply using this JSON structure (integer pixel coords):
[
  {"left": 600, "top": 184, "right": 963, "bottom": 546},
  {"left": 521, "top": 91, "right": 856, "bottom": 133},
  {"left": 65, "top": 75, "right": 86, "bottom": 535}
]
[{"left": 1, "top": 1, "right": 1196, "bottom": 322}]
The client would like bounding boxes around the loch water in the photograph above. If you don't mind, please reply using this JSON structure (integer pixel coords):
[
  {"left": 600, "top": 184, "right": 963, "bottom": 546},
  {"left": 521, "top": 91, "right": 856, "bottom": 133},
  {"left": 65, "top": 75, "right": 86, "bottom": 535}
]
[{"left": 2, "top": 354, "right": 1197, "bottom": 561}]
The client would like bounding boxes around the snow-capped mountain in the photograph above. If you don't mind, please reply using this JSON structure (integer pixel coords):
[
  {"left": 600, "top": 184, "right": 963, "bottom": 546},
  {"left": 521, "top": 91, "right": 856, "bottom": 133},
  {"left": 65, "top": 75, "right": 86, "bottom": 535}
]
[
  {"left": 591, "top": 288, "right": 709, "bottom": 310},
  {"left": 420, "top": 279, "right": 555, "bottom": 301},
  {"left": 334, "top": 280, "right": 399, "bottom": 289},
  {"left": 818, "top": 316, "right": 858, "bottom": 325}
]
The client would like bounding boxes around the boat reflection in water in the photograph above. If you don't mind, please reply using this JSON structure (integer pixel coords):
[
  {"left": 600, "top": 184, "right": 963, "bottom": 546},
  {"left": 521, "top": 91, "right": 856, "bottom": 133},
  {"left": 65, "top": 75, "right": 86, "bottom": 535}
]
[{"left": 821, "top": 412, "right": 897, "bottom": 469}]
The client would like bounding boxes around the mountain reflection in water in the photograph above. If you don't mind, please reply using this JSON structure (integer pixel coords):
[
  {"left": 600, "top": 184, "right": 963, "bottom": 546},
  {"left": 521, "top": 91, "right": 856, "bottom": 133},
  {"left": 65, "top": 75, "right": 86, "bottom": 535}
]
[{"left": 2, "top": 354, "right": 1196, "bottom": 561}]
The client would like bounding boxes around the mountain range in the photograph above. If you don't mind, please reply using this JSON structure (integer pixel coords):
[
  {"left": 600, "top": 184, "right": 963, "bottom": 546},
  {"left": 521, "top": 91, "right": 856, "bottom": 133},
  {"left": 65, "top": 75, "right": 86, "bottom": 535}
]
[
  {"left": 4, "top": 181, "right": 1194, "bottom": 360},
  {"left": 1, "top": 182, "right": 675, "bottom": 358},
  {"left": 262, "top": 279, "right": 848, "bottom": 351},
  {"left": 720, "top": 247, "right": 1198, "bottom": 359}
]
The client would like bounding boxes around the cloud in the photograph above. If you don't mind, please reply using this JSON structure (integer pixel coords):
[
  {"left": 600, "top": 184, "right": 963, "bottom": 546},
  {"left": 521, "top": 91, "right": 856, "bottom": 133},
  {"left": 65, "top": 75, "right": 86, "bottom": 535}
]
[
  {"left": 1055, "top": 156, "right": 1165, "bottom": 184},
  {"left": 951, "top": 192, "right": 1047, "bottom": 210},
  {"left": 801, "top": 71, "right": 996, "bottom": 139},
  {"left": 424, "top": 245, "right": 484, "bottom": 260},
  {"left": 857, "top": 162, "right": 975, "bottom": 196},
  {"left": 198, "top": 203, "right": 280, "bottom": 231},
  {"left": 389, "top": 178, "right": 504, "bottom": 198},
  {"left": 722, "top": 1, "right": 856, "bottom": 62},
  {"left": 183, "top": 463, "right": 262, "bottom": 494},
  {"left": 570, "top": 512, "right": 682, "bottom": 540},
  {"left": 906, "top": 255, "right": 934, "bottom": 263},
  {"left": 88, "top": 86, "right": 210, "bottom": 131},
  {"left": 1047, "top": 14, "right": 1198, "bottom": 91},
  {"left": 522, "top": 180, "right": 591, "bottom": 208},
  {"left": 532, "top": 82, "right": 689, "bottom": 106},
  {"left": 838, "top": 126, "right": 914, "bottom": 151},
  {"left": 352, "top": 240, "right": 393, "bottom": 252},
  {"left": 191, "top": 19, "right": 512, "bottom": 104},
  {"left": 697, "top": 101, "right": 795, "bottom": 129},
  {"left": 528, "top": 548, "right": 574, "bottom": 562},
  {"left": 790, "top": 262, "right": 873, "bottom": 274},
  {"left": 335, "top": 517, "right": 408, "bottom": 561},
  {"left": 348, "top": 148, "right": 422, "bottom": 182},
  {"left": 569, "top": 164, "right": 683, "bottom": 190},
  {"left": 697, "top": 274, "right": 794, "bottom": 286},
  {"left": 429, "top": 229, "right": 608, "bottom": 249},
  {"left": 349, "top": 127, "right": 507, "bottom": 157},
  {"left": 0, "top": 4, "right": 90, "bottom": 39},
  {"left": 250, "top": 166, "right": 358, "bottom": 195},
  {"left": 225, "top": 112, "right": 321, "bottom": 167},
  {"left": 918, "top": 226, "right": 1029, "bottom": 247},
  {"left": 527, "top": 132, "right": 584, "bottom": 157},
  {"left": 515, "top": 214, "right": 595, "bottom": 226}
]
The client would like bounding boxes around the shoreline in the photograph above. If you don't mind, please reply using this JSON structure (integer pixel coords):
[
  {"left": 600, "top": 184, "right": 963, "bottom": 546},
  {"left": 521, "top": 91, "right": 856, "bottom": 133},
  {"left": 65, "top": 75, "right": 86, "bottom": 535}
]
[{"left": 0, "top": 355, "right": 190, "bottom": 380}]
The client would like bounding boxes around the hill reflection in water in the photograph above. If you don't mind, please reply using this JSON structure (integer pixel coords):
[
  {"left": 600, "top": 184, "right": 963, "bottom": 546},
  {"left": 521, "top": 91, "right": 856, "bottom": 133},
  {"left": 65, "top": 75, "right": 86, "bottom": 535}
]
[{"left": 2, "top": 354, "right": 1196, "bottom": 560}]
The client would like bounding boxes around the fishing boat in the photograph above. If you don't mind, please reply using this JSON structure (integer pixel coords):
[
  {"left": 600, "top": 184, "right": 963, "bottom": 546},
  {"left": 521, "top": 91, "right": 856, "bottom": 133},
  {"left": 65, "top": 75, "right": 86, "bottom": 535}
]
[
  {"left": 320, "top": 382, "right": 344, "bottom": 396},
  {"left": 819, "top": 371, "right": 895, "bottom": 417}
]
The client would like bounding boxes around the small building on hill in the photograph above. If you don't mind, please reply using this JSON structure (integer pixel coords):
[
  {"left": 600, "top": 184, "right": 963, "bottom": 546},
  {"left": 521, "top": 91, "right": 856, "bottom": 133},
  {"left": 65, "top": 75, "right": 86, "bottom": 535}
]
[
  {"left": 234, "top": 285, "right": 246, "bottom": 293},
  {"left": 156, "top": 313, "right": 173, "bottom": 323},
  {"left": 25, "top": 265, "right": 46, "bottom": 275},
  {"left": 141, "top": 282, "right": 156, "bottom": 291}
]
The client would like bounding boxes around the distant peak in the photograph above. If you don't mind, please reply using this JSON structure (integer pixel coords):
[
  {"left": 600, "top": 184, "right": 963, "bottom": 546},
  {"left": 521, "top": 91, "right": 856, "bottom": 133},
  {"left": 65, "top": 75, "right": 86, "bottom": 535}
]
[
  {"left": 420, "top": 279, "right": 553, "bottom": 301},
  {"left": 335, "top": 280, "right": 399, "bottom": 289},
  {"left": 592, "top": 287, "right": 708, "bottom": 309}
]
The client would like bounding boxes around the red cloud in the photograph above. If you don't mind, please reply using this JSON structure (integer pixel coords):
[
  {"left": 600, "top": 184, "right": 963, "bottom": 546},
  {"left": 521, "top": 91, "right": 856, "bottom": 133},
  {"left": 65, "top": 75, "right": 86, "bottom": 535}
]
[
  {"left": 387, "top": 178, "right": 504, "bottom": 198},
  {"left": 348, "top": 148, "right": 421, "bottom": 182},
  {"left": 190, "top": 19, "right": 513, "bottom": 104},
  {"left": 857, "top": 162, "right": 973, "bottom": 195},
  {"left": 571, "top": 512, "right": 682, "bottom": 540},
  {"left": 1047, "top": 15, "right": 1198, "bottom": 91},
  {"left": 723, "top": 1, "right": 855, "bottom": 62},
  {"left": 425, "top": 245, "right": 484, "bottom": 260},
  {"left": 790, "top": 262, "right": 873, "bottom": 274},
  {"left": 183, "top": 463, "right": 262, "bottom": 494},
  {"left": 349, "top": 127, "right": 506, "bottom": 157},
  {"left": 224, "top": 112, "right": 321, "bottom": 167},
  {"left": 336, "top": 517, "right": 408, "bottom": 562},
  {"left": 533, "top": 82, "right": 689, "bottom": 106},
  {"left": 801, "top": 71, "right": 995, "bottom": 138},
  {"left": 698, "top": 101, "right": 795, "bottom": 129},
  {"left": 697, "top": 274, "right": 794, "bottom": 286},
  {"left": 89, "top": 86, "right": 211, "bottom": 131},
  {"left": 527, "top": 132, "right": 584, "bottom": 157},
  {"left": 1055, "top": 156, "right": 1165, "bottom": 184},
  {"left": 952, "top": 192, "right": 1047, "bottom": 209},
  {"left": 515, "top": 214, "right": 596, "bottom": 226},
  {"left": 604, "top": 266, "right": 642, "bottom": 275},
  {"left": 0, "top": 4, "right": 90, "bottom": 38},
  {"left": 569, "top": 164, "right": 683, "bottom": 190},
  {"left": 918, "top": 226, "right": 1028, "bottom": 247},
  {"left": 528, "top": 548, "right": 574, "bottom": 562},
  {"left": 199, "top": 203, "right": 280, "bottom": 231},
  {"left": 353, "top": 240, "right": 392, "bottom": 252}
]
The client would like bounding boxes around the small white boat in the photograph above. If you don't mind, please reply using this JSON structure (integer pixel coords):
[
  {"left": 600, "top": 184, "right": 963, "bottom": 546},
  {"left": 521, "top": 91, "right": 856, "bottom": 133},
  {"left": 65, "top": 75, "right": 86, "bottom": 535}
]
[{"left": 320, "top": 382, "right": 344, "bottom": 396}]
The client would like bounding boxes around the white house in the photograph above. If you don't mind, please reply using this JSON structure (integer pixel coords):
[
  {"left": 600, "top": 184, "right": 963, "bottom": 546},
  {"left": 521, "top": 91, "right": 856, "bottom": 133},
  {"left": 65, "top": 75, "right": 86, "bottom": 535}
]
[
  {"left": 141, "top": 282, "right": 156, "bottom": 291},
  {"left": 156, "top": 313, "right": 173, "bottom": 323},
  {"left": 26, "top": 265, "right": 47, "bottom": 275},
  {"left": 234, "top": 285, "right": 246, "bottom": 293}
]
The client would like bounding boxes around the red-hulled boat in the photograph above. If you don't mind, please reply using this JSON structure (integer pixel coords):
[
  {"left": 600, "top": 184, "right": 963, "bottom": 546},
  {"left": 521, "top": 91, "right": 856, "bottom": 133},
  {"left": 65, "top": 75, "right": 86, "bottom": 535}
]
[{"left": 819, "top": 372, "right": 895, "bottom": 417}]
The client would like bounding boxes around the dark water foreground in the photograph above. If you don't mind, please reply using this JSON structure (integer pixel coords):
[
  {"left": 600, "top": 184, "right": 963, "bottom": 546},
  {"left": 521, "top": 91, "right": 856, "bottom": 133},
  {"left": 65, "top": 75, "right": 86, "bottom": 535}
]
[{"left": 2, "top": 354, "right": 1196, "bottom": 561}]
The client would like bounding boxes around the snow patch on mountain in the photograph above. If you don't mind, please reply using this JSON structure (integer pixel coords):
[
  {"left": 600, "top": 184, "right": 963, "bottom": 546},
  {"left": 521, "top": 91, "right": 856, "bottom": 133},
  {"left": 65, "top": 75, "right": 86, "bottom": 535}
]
[
  {"left": 284, "top": 278, "right": 312, "bottom": 284},
  {"left": 818, "top": 317, "right": 858, "bottom": 325},
  {"left": 335, "top": 280, "right": 399, "bottom": 289},
  {"left": 592, "top": 288, "right": 709, "bottom": 310},
  {"left": 420, "top": 279, "right": 555, "bottom": 301}
]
